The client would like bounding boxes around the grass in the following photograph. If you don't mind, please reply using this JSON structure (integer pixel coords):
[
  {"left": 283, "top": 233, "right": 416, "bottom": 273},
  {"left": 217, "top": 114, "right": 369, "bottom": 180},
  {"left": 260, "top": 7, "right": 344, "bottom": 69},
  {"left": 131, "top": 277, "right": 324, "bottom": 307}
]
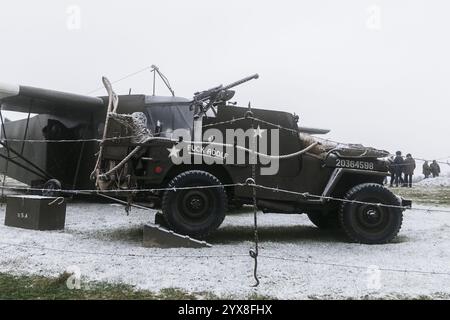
[
  {"left": 0, "top": 272, "right": 274, "bottom": 300},
  {"left": 0, "top": 272, "right": 196, "bottom": 300},
  {"left": 391, "top": 186, "right": 450, "bottom": 206}
]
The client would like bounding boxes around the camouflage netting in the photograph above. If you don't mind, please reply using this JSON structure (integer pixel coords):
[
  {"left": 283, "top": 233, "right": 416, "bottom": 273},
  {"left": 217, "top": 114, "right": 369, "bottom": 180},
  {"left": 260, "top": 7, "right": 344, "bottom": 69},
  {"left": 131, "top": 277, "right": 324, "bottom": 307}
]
[
  {"left": 332, "top": 145, "right": 390, "bottom": 158},
  {"left": 300, "top": 133, "right": 389, "bottom": 159},
  {"left": 108, "top": 112, "right": 153, "bottom": 144},
  {"left": 300, "top": 133, "right": 336, "bottom": 155}
]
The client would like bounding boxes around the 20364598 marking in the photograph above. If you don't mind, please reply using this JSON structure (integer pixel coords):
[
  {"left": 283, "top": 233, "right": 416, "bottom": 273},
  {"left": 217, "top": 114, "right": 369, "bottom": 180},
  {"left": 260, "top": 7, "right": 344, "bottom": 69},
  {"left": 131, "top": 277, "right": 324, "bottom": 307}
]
[{"left": 336, "top": 159, "right": 375, "bottom": 170}]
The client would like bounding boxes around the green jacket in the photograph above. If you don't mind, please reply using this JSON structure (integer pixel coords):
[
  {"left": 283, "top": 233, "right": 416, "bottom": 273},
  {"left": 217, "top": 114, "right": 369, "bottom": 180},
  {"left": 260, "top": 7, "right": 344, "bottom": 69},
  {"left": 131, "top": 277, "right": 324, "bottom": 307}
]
[
  {"left": 403, "top": 157, "right": 416, "bottom": 175},
  {"left": 423, "top": 163, "right": 431, "bottom": 175}
]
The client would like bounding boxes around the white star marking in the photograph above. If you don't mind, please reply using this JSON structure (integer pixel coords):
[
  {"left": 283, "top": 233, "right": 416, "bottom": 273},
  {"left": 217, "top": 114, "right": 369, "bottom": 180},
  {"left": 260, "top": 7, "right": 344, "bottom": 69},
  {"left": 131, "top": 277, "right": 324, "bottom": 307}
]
[
  {"left": 253, "top": 125, "right": 266, "bottom": 138},
  {"left": 167, "top": 146, "right": 181, "bottom": 158}
]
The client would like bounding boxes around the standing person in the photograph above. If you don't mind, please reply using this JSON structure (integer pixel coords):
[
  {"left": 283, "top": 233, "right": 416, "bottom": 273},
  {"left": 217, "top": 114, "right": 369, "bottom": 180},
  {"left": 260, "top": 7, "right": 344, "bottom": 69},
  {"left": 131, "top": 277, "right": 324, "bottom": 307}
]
[
  {"left": 401, "top": 160, "right": 407, "bottom": 187},
  {"left": 430, "top": 160, "right": 441, "bottom": 178},
  {"left": 403, "top": 154, "right": 416, "bottom": 188},
  {"left": 422, "top": 161, "right": 431, "bottom": 179},
  {"left": 393, "top": 151, "right": 404, "bottom": 187},
  {"left": 388, "top": 156, "right": 396, "bottom": 187}
]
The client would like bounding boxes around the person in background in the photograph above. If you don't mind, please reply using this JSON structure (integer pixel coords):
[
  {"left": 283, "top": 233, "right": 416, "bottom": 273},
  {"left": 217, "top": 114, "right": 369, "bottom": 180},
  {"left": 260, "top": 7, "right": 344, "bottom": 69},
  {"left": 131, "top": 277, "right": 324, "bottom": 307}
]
[
  {"left": 403, "top": 154, "right": 416, "bottom": 188},
  {"left": 422, "top": 161, "right": 431, "bottom": 179},
  {"left": 393, "top": 151, "right": 404, "bottom": 187},
  {"left": 388, "top": 156, "right": 396, "bottom": 187},
  {"left": 430, "top": 160, "right": 441, "bottom": 178}
]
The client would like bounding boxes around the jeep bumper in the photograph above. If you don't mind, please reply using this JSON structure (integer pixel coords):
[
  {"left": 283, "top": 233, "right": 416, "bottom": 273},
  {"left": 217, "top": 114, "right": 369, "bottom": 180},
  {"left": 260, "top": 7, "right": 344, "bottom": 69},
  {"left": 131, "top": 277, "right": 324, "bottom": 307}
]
[{"left": 399, "top": 197, "right": 412, "bottom": 210}]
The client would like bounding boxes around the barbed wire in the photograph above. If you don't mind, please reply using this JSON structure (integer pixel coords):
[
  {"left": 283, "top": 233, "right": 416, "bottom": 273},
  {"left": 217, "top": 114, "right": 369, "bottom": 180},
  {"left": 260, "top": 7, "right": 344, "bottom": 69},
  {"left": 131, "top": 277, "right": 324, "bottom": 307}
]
[
  {"left": 1, "top": 111, "right": 448, "bottom": 166},
  {"left": 202, "top": 116, "right": 247, "bottom": 128},
  {"left": 258, "top": 254, "right": 450, "bottom": 276},
  {"left": 1, "top": 134, "right": 319, "bottom": 160},
  {"left": 0, "top": 130, "right": 448, "bottom": 214},
  {"left": 0, "top": 240, "right": 449, "bottom": 277},
  {"left": 0, "top": 135, "right": 174, "bottom": 144},
  {"left": 0, "top": 183, "right": 244, "bottom": 195},
  {"left": 0, "top": 241, "right": 248, "bottom": 259},
  {"left": 253, "top": 184, "right": 450, "bottom": 214},
  {"left": 204, "top": 114, "right": 450, "bottom": 166},
  {"left": 3, "top": 121, "right": 446, "bottom": 169},
  {"left": 3, "top": 135, "right": 446, "bottom": 169},
  {"left": 86, "top": 66, "right": 153, "bottom": 95},
  {"left": 256, "top": 183, "right": 450, "bottom": 213},
  {"left": 1, "top": 181, "right": 450, "bottom": 214}
]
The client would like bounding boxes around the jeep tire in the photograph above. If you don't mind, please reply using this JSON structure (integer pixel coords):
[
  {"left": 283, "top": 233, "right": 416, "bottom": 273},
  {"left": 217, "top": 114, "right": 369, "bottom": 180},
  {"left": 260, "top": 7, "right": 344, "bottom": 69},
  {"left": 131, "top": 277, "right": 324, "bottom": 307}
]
[{"left": 339, "top": 183, "right": 403, "bottom": 244}]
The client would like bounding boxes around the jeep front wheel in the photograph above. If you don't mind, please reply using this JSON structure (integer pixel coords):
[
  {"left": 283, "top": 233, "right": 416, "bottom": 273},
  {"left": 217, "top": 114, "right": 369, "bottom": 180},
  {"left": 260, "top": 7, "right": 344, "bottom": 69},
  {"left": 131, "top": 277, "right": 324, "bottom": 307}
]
[
  {"left": 161, "top": 171, "right": 227, "bottom": 238},
  {"left": 339, "top": 183, "right": 403, "bottom": 244}
]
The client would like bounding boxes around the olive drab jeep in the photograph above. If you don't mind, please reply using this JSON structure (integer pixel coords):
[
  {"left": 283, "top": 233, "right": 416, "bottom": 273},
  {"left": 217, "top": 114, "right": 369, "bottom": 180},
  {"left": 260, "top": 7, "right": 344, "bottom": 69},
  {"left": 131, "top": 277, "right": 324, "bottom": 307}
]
[{"left": 92, "top": 75, "right": 412, "bottom": 244}]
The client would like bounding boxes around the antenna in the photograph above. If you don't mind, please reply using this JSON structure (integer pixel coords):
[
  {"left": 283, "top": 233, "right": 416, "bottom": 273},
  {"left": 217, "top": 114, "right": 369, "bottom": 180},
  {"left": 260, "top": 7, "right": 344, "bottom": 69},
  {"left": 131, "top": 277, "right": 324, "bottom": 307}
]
[{"left": 151, "top": 65, "right": 175, "bottom": 97}]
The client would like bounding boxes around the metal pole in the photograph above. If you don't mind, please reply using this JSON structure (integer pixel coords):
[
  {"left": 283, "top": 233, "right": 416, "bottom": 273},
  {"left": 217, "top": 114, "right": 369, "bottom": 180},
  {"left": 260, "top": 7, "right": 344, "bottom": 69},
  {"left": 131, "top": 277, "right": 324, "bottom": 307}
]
[
  {"left": 248, "top": 102, "right": 260, "bottom": 287},
  {"left": 153, "top": 69, "right": 156, "bottom": 96},
  {"left": 0, "top": 107, "right": 9, "bottom": 201},
  {"left": 20, "top": 103, "right": 32, "bottom": 156}
]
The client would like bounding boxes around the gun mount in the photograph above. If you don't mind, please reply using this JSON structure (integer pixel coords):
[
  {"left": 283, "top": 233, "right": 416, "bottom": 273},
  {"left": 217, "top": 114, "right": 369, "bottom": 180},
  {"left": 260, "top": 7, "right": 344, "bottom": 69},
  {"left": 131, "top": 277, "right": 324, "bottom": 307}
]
[{"left": 192, "top": 74, "right": 259, "bottom": 118}]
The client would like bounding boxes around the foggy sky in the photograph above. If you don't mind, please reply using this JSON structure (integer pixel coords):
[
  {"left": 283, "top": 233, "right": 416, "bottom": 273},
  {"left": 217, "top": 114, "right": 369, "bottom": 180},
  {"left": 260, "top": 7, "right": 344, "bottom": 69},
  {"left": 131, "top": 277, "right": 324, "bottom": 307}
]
[{"left": 0, "top": 0, "right": 449, "bottom": 165}]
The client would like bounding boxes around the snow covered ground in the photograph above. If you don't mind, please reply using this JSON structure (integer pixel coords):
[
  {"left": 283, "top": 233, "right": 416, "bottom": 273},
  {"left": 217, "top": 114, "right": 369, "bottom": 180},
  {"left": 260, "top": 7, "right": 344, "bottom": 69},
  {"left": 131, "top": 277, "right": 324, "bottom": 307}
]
[{"left": 0, "top": 194, "right": 450, "bottom": 300}]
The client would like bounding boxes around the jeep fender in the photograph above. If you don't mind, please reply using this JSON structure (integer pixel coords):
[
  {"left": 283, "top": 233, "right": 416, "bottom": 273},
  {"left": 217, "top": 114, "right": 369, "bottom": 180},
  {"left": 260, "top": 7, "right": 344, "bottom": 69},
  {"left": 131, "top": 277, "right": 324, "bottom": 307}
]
[{"left": 322, "top": 168, "right": 387, "bottom": 199}]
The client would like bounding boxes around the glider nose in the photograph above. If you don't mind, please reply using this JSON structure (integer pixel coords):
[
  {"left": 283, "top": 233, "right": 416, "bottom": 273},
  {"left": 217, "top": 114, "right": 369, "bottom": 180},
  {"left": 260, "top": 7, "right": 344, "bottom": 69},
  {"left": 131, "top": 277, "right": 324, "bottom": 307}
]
[{"left": 0, "top": 82, "right": 20, "bottom": 100}]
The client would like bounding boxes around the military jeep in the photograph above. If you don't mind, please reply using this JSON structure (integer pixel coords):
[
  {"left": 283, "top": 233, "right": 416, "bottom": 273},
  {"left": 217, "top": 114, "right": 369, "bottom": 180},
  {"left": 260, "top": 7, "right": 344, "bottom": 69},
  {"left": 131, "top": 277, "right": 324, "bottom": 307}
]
[{"left": 90, "top": 74, "right": 410, "bottom": 245}]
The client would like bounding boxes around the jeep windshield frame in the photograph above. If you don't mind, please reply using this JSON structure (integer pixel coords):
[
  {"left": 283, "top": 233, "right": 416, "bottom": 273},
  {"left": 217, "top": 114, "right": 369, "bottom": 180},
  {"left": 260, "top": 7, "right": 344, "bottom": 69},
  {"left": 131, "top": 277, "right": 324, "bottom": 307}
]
[{"left": 144, "top": 96, "right": 193, "bottom": 137}]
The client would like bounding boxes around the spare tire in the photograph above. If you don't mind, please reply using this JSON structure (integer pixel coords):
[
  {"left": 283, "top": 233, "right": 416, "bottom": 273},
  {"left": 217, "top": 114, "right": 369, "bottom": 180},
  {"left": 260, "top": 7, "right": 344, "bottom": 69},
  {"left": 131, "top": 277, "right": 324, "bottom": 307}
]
[{"left": 161, "top": 171, "right": 227, "bottom": 238}]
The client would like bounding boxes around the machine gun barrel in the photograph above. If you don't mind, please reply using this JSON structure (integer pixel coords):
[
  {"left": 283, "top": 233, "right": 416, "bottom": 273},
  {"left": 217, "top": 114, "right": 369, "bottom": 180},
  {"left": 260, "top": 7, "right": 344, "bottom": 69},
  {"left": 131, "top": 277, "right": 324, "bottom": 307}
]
[
  {"left": 222, "top": 74, "right": 259, "bottom": 91},
  {"left": 193, "top": 74, "right": 259, "bottom": 102}
]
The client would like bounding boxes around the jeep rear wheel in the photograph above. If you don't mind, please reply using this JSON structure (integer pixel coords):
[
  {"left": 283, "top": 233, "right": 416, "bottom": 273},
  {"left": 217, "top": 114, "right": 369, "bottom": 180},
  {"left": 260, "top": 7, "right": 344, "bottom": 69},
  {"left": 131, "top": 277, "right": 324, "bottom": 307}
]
[
  {"left": 42, "top": 179, "right": 62, "bottom": 197},
  {"left": 307, "top": 211, "right": 340, "bottom": 229},
  {"left": 339, "top": 183, "right": 403, "bottom": 244},
  {"left": 161, "top": 170, "right": 227, "bottom": 238}
]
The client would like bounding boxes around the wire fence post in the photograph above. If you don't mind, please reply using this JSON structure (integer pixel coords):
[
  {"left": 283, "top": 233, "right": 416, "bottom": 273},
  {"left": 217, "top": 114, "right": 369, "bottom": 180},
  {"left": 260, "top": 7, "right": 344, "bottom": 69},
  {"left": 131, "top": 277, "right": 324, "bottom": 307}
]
[{"left": 247, "top": 102, "right": 260, "bottom": 287}]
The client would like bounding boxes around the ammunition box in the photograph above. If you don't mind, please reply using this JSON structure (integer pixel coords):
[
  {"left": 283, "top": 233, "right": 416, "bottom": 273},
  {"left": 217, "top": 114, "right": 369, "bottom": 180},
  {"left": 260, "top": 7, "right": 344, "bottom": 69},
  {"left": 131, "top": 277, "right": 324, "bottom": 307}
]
[{"left": 4, "top": 195, "right": 66, "bottom": 230}]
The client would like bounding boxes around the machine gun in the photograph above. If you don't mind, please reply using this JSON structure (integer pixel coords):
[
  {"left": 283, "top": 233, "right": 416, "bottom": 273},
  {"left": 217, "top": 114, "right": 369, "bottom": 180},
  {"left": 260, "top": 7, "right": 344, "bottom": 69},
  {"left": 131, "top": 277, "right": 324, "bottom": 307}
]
[{"left": 192, "top": 74, "right": 259, "bottom": 118}]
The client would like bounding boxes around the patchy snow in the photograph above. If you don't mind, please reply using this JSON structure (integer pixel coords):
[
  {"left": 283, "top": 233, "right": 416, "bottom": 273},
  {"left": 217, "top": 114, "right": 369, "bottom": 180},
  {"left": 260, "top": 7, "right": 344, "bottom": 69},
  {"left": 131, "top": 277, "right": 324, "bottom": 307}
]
[
  {"left": 416, "top": 175, "right": 450, "bottom": 188},
  {"left": 0, "top": 200, "right": 450, "bottom": 299}
]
